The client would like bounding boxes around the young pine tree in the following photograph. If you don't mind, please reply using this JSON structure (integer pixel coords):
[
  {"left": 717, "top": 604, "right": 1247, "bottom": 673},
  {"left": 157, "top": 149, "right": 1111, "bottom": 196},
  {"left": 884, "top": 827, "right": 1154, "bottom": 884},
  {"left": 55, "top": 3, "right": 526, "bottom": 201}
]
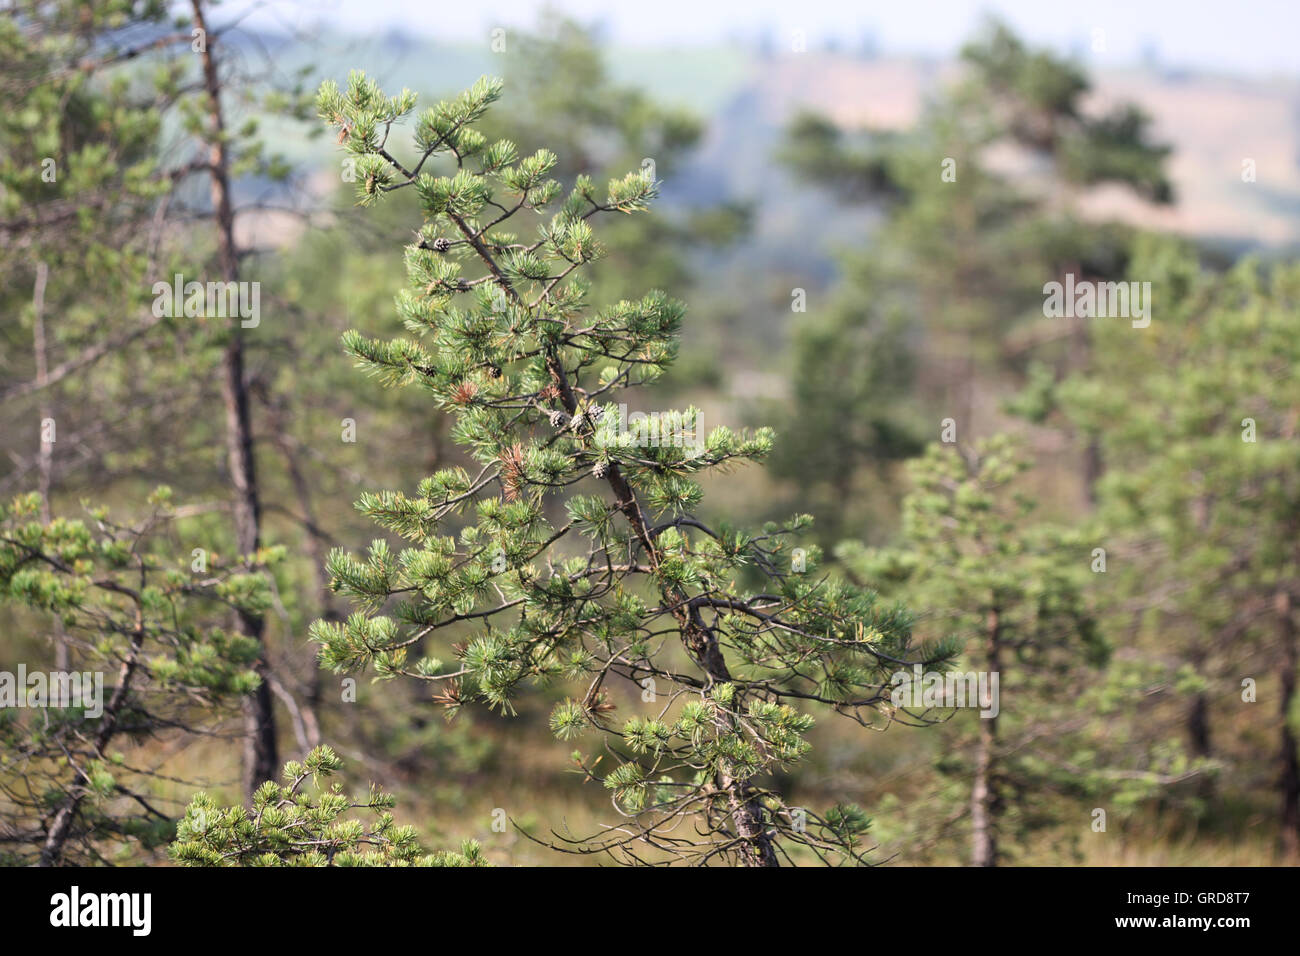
[
  {"left": 309, "top": 73, "right": 929, "bottom": 866},
  {"left": 840, "top": 437, "right": 1107, "bottom": 865}
]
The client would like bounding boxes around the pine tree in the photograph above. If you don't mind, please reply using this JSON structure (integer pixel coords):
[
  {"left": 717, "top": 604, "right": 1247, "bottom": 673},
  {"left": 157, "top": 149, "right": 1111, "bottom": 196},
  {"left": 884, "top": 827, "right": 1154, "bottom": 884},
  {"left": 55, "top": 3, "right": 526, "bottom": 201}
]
[
  {"left": 170, "top": 746, "right": 488, "bottom": 866},
  {"left": 1059, "top": 236, "right": 1300, "bottom": 855},
  {"left": 840, "top": 436, "right": 1109, "bottom": 865},
  {"left": 773, "top": 18, "right": 1173, "bottom": 534},
  {"left": 309, "top": 72, "right": 930, "bottom": 866},
  {"left": 1, "top": 0, "right": 324, "bottom": 801},
  {"left": 0, "top": 488, "right": 275, "bottom": 865},
  {"left": 186, "top": 0, "right": 281, "bottom": 797},
  {"left": 262, "top": 14, "right": 742, "bottom": 782}
]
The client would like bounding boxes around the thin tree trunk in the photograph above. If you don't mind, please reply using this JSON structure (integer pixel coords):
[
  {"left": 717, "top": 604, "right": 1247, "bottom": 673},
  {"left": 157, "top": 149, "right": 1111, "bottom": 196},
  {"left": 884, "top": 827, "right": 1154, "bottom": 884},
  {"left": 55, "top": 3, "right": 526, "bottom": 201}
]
[
  {"left": 972, "top": 605, "right": 1001, "bottom": 867},
  {"left": 32, "top": 260, "right": 69, "bottom": 671},
  {"left": 40, "top": 603, "right": 146, "bottom": 865},
  {"left": 1069, "top": 262, "right": 1103, "bottom": 506},
  {"left": 191, "top": 0, "right": 277, "bottom": 798},
  {"left": 1186, "top": 504, "right": 1215, "bottom": 793},
  {"left": 1187, "top": 642, "right": 1213, "bottom": 764},
  {"left": 1188, "top": 693, "right": 1211, "bottom": 757},
  {"left": 1277, "top": 589, "right": 1299, "bottom": 857},
  {"left": 270, "top": 417, "right": 331, "bottom": 746},
  {"left": 1187, "top": 645, "right": 1215, "bottom": 800},
  {"left": 1187, "top": 683, "right": 1216, "bottom": 803},
  {"left": 1081, "top": 438, "right": 1102, "bottom": 507}
]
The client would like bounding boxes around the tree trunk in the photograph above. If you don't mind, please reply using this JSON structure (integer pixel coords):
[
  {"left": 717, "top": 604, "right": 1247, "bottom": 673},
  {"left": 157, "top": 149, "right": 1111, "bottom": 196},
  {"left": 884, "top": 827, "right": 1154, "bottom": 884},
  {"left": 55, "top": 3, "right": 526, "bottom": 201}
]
[
  {"left": 1277, "top": 589, "right": 1299, "bottom": 857},
  {"left": 1070, "top": 264, "right": 1103, "bottom": 506},
  {"left": 1187, "top": 682, "right": 1217, "bottom": 803},
  {"left": 192, "top": 0, "right": 277, "bottom": 798},
  {"left": 1188, "top": 692, "right": 1211, "bottom": 757},
  {"left": 1186, "top": 504, "right": 1216, "bottom": 798},
  {"left": 724, "top": 774, "right": 780, "bottom": 867},
  {"left": 972, "top": 605, "right": 1001, "bottom": 867},
  {"left": 1081, "top": 438, "right": 1103, "bottom": 507},
  {"left": 40, "top": 605, "right": 146, "bottom": 865},
  {"left": 32, "top": 260, "right": 69, "bottom": 671},
  {"left": 1186, "top": 641, "right": 1213, "bottom": 763}
]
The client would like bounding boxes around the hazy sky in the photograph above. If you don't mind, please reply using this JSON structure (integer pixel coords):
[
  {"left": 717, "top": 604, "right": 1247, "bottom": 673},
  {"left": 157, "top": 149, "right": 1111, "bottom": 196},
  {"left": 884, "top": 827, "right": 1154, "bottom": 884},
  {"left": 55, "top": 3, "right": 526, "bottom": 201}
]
[{"left": 236, "top": 0, "right": 1299, "bottom": 75}]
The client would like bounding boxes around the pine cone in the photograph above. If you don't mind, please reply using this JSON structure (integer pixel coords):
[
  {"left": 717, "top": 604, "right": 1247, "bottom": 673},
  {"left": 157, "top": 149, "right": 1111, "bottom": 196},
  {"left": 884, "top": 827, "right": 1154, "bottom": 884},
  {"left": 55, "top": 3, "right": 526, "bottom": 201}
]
[
  {"left": 431, "top": 236, "right": 452, "bottom": 253},
  {"left": 592, "top": 460, "right": 608, "bottom": 479},
  {"left": 549, "top": 410, "right": 568, "bottom": 429}
]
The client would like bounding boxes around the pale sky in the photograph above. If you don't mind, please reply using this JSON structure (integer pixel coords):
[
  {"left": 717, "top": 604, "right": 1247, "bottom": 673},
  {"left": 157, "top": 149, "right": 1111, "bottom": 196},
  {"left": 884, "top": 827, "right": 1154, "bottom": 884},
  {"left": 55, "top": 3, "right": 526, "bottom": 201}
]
[{"left": 229, "top": 0, "right": 1300, "bottom": 76}]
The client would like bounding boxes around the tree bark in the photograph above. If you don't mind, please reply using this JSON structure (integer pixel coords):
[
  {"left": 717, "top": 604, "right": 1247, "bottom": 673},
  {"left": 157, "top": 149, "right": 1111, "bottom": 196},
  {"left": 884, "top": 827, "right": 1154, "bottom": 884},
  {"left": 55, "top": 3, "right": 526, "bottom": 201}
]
[
  {"left": 1188, "top": 693, "right": 1211, "bottom": 757},
  {"left": 971, "top": 605, "right": 1001, "bottom": 867},
  {"left": 1185, "top": 640, "right": 1213, "bottom": 763},
  {"left": 1187, "top": 681, "right": 1217, "bottom": 803},
  {"left": 1277, "top": 589, "right": 1299, "bottom": 857},
  {"left": 191, "top": 0, "right": 277, "bottom": 799},
  {"left": 1069, "top": 264, "right": 1103, "bottom": 507}
]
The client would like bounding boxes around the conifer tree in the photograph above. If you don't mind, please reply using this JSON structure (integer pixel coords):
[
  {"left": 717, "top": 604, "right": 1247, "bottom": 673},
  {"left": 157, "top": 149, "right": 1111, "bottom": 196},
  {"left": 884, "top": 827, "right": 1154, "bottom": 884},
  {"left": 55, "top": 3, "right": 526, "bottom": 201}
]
[
  {"left": 0, "top": 488, "right": 274, "bottom": 865},
  {"left": 1059, "top": 237, "right": 1300, "bottom": 855},
  {"left": 186, "top": 0, "right": 281, "bottom": 796},
  {"left": 1, "top": 0, "right": 325, "bottom": 800},
  {"left": 840, "top": 436, "right": 1110, "bottom": 865},
  {"left": 0, "top": 0, "right": 200, "bottom": 505},
  {"left": 774, "top": 18, "right": 1173, "bottom": 533},
  {"left": 310, "top": 72, "right": 932, "bottom": 866},
  {"left": 263, "top": 14, "right": 741, "bottom": 782},
  {"left": 170, "top": 746, "right": 487, "bottom": 866}
]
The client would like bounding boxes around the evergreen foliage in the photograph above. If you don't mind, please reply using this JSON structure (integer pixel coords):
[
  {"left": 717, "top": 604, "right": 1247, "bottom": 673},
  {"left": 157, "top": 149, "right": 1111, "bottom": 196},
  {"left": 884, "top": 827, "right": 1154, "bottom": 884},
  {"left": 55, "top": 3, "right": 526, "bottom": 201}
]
[
  {"left": 841, "top": 438, "right": 1108, "bottom": 862},
  {"left": 1059, "top": 237, "right": 1300, "bottom": 852},
  {"left": 171, "top": 746, "right": 487, "bottom": 866},
  {"left": 0, "top": 488, "right": 275, "bottom": 864}
]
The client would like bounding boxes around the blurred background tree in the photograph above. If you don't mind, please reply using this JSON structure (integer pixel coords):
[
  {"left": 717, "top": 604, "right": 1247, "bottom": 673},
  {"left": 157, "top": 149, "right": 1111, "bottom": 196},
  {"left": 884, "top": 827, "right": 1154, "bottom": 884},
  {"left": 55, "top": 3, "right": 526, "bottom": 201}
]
[
  {"left": 771, "top": 18, "right": 1174, "bottom": 543},
  {"left": 1059, "top": 237, "right": 1300, "bottom": 856}
]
